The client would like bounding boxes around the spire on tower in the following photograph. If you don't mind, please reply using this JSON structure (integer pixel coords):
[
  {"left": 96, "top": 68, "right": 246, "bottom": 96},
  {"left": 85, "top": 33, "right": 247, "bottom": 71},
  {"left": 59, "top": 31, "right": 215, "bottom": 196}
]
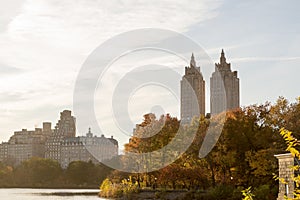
[
  {"left": 190, "top": 53, "right": 196, "bottom": 68},
  {"left": 220, "top": 49, "right": 226, "bottom": 64}
]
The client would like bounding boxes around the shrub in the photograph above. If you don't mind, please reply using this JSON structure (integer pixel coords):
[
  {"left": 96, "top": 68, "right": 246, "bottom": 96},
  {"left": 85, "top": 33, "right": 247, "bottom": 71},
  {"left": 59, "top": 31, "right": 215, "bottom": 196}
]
[
  {"left": 208, "top": 185, "right": 235, "bottom": 200},
  {"left": 253, "top": 184, "right": 277, "bottom": 200},
  {"left": 232, "top": 186, "right": 243, "bottom": 200},
  {"left": 100, "top": 178, "right": 114, "bottom": 197},
  {"left": 99, "top": 178, "right": 139, "bottom": 198}
]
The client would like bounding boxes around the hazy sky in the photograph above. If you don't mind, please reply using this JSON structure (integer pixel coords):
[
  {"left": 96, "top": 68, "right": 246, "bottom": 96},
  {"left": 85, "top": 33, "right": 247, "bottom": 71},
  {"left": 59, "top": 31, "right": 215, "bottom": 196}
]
[{"left": 0, "top": 0, "right": 299, "bottom": 147}]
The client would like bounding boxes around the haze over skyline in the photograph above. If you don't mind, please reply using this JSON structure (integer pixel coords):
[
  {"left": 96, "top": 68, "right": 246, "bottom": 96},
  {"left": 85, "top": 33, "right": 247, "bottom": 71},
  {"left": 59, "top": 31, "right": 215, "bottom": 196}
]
[{"left": 0, "top": 0, "right": 299, "bottom": 147}]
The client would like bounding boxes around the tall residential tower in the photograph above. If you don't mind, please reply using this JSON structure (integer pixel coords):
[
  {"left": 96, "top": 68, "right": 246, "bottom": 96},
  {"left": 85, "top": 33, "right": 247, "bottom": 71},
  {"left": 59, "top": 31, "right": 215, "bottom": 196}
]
[
  {"left": 210, "top": 50, "right": 240, "bottom": 115},
  {"left": 180, "top": 54, "right": 205, "bottom": 122}
]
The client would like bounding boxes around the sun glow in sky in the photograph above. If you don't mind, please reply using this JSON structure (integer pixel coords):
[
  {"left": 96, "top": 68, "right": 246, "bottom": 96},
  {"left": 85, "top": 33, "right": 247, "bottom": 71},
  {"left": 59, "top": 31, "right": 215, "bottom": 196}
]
[{"left": 0, "top": 0, "right": 299, "bottom": 147}]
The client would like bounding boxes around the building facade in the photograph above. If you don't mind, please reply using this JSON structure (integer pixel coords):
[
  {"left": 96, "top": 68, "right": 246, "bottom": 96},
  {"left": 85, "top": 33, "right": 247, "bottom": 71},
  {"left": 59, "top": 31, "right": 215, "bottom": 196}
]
[
  {"left": 0, "top": 124, "right": 50, "bottom": 166},
  {"left": 45, "top": 110, "right": 76, "bottom": 161},
  {"left": 210, "top": 50, "right": 240, "bottom": 115},
  {"left": 0, "top": 142, "right": 8, "bottom": 163},
  {"left": 180, "top": 53, "right": 205, "bottom": 122},
  {"left": 60, "top": 128, "right": 118, "bottom": 168}
]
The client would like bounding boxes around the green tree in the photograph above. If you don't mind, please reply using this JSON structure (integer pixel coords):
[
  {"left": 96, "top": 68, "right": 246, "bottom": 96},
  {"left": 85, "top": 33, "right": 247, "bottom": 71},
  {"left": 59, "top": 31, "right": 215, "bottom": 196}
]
[
  {"left": 0, "top": 162, "right": 13, "bottom": 186},
  {"left": 14, "top": 157, "right": 62, "bottom": 186},
  {"left": 66, "top": 160, "right": 96, "bottom": 185}
]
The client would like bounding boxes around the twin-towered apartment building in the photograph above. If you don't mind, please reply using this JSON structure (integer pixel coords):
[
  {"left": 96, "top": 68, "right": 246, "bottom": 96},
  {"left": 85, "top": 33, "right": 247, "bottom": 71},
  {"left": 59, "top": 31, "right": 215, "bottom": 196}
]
[{"left": 181, "top": 49, "right": 240, "bottom": 122}]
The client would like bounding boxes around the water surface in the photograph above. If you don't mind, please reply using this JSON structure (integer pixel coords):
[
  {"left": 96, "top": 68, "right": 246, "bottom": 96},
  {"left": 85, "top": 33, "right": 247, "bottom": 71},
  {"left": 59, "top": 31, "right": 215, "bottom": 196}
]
[{"left": 0, "top": 188, "right": 108, "bottom": 200}]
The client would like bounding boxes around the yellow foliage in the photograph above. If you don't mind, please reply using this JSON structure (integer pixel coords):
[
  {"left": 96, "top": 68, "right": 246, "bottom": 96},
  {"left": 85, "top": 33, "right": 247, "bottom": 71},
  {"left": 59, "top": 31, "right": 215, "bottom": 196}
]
[{"left": 279, "top": 128, "right": 300, "bottom": 199}]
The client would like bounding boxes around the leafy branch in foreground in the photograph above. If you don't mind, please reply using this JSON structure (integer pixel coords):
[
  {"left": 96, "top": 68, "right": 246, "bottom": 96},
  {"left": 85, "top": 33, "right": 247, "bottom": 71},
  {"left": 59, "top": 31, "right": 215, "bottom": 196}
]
[
  {"left": 279, "top": 128, "right": 300, "bottom": 199},
  {"left": 280, "top": 128, "right": 300, "bottom": 158},
  {"left": 241, "top": 187, "right": 254, "bottom": 200}
]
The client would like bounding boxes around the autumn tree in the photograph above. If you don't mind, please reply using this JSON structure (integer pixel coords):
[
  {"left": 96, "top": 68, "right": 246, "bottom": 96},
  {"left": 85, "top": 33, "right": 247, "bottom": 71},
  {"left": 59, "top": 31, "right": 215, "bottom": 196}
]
[{"left": 103, "top": 96, "right": 299, "bottom": 197}]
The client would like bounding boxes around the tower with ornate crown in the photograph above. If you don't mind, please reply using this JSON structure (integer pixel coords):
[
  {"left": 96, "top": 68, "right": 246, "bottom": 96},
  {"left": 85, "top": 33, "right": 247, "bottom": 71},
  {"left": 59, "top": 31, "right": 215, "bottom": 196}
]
[
  {"left": 210, "top": 49, "right": 240, "bottom": 115},
  {"left": 180, "top": 54, "right": 205, "bottom": 122}
]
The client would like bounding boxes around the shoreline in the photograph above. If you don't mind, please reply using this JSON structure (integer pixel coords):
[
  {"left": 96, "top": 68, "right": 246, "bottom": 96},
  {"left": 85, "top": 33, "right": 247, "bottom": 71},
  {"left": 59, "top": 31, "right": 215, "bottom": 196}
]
[
  {"left": 100, "top": 189, "right": 207, "bottom": 200},
  {"left": 0, "top": 186, "right": 99, "bottom": 189}
]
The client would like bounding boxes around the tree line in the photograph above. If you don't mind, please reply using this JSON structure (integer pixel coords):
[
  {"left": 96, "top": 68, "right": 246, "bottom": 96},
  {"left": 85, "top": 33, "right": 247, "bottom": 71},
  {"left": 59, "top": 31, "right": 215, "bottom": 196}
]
[
  {"left": 0, "top": 158, "right": 112, "bottom": 188},
  {"left": 101, "top": 97, "right": 300, "bottom": 199}
]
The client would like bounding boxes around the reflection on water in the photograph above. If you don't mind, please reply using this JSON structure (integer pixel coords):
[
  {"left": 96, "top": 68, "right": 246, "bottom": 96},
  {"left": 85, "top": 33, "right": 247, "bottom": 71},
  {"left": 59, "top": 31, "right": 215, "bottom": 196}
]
[{"left": 0, "top": 188, "right": 108, "bottom": 200}]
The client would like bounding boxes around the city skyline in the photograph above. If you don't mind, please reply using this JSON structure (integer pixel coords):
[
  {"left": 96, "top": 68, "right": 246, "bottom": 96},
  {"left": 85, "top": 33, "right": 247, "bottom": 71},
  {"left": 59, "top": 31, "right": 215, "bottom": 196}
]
[
  {"left": 0, "top": 109, "right": 118, "bottom": 167},
  {"left": 0, "top": 0, "right": 299, "bottom": 147}
]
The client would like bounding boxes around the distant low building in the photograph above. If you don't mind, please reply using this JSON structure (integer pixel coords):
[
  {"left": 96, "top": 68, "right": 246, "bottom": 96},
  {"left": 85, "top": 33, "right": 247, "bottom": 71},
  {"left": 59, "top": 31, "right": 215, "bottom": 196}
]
[
  {"left": 0, "top": 110, "right": 119, "bottom": 168},
  {"left": 60, "top": 128, "right": 118, "bottom": 168},
  {"left": 0, "top": 125, "right": 49, "bottom": 166}
]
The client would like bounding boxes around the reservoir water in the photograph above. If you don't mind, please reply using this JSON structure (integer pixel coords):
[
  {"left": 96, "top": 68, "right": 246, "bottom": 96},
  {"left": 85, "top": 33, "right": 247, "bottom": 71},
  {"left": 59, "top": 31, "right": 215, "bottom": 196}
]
[{"left": 0, "top": 188, "right": 108, "bottom": 200}]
